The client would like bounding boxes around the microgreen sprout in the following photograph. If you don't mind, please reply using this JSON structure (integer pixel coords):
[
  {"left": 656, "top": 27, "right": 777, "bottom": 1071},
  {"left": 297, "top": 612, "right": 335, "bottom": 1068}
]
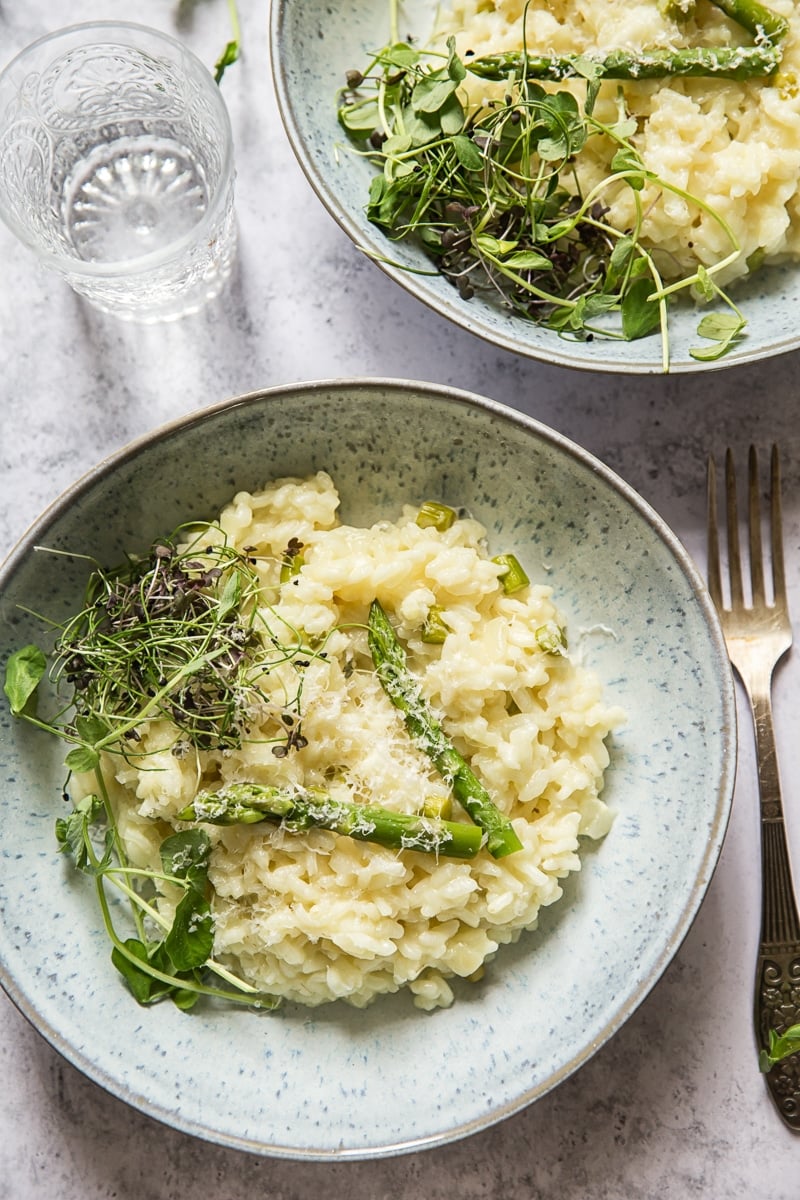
[{"left": 30, "top": 529, "right": 317, "bottom": 763}]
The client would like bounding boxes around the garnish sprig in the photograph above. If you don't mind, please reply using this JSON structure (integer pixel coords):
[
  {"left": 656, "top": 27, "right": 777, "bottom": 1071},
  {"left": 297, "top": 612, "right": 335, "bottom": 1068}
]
[
  {"left": 2, "top": 529, "right": 329, "bottom": 1012},
  {"left": 56, "top": 786, "right": 278, "bottom": 1009},
  {"left": 15, "top": 530, "right": 321, "bottom": 770}
]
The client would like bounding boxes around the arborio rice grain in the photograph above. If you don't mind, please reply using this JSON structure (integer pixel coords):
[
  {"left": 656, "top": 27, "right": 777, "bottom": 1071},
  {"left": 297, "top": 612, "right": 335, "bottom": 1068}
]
[
  {"left": 101, "top": 473, "right": 624, "bottom": 1010},
  {"left": 436, "top": 0, "right": 800, "bottom": 283}
]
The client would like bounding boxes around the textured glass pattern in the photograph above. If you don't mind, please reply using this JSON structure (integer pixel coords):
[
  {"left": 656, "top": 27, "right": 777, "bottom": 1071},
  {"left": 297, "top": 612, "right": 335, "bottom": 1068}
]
[{"left": 0, "top": 23, "right": 236, "bottom": 321}]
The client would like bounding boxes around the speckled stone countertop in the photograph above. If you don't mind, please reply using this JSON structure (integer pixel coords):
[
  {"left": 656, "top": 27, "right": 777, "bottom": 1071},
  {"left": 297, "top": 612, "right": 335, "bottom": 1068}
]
[{"left": 1, "top": 2, "right": 799, "bottom": 1197}]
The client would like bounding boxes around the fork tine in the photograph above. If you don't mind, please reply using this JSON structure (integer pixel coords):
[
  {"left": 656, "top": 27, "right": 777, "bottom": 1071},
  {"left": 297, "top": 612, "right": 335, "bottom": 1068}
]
[
  {"left": 725, "top": 448, "right": 745, "bottom": 611},
  {"left": 707, "top": 454, "right": 723, "bottom": 609},
  {"left": 749, "top": 446, "right": 766, "bottom": 608},
  {"left": 771, "top": 443, "right": 787, "bottom": 611}
]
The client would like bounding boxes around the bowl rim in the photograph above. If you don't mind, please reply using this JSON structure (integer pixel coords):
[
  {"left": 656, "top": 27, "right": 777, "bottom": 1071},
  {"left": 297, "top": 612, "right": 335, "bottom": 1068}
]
[
  {"left": 269, "top": 0, "right": 800, "bottom": 376},
  {"left": 0, "top": 377, "right": 737, "bottom": 1158}
]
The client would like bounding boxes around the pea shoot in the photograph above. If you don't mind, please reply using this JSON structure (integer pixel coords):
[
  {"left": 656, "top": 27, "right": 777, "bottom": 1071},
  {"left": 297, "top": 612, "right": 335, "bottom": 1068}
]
[
  {"left": 54, "top": 796, "right": 278, "bottom": 1010},
  {"left": 760, "top": 1023, "right": 800, "bottom": 1073}
]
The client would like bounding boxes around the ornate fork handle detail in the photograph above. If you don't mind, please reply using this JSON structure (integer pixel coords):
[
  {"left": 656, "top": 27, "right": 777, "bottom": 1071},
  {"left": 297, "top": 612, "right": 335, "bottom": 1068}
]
[
  {"left": 757, "top": 950, "right": 800, "bottom": 1129},
  {"left": 754, "top": 687, "right": 800, "bottom": 1128}
]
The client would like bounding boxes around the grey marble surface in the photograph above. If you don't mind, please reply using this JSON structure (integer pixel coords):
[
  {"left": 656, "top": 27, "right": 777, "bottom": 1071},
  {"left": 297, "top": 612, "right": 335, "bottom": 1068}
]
[{"left": 1, "top": 1, "right": 800, "bottom": 1196}]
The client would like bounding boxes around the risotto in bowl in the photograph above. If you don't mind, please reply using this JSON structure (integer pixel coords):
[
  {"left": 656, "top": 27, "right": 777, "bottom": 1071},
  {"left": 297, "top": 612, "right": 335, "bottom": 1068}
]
[
  {"left": 273, "top": 0, "right": 800, "bottom": 372},
  {"left": 0, "top": 379, "right": 735, "bottom": 1156}
]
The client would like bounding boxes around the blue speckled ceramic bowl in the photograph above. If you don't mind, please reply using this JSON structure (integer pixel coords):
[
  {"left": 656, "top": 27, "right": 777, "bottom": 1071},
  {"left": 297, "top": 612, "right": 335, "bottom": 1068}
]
[
  {"left": 271, "top": 0, "right": 800, "bottom": 374},
  {"left": 0, "top": 380, "right": 735, "bottom": 1158}
]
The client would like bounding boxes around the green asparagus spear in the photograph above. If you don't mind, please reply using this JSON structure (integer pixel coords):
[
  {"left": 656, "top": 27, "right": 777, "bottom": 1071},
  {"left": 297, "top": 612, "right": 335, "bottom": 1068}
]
[
  {"left": 367, "top": 600, "right": 524, "bottom": 859},
  {"left": 467, "top": 43, "right": 783, "bottom": 82},
  {"left": 711, "top": 0, "right": 788, "bottom": 44},
  {"left": 466, "top": 0, "right": 789, "bottom": 83},
  {"left": 179, "top": 782, "right": 483, "bottom": 859}
]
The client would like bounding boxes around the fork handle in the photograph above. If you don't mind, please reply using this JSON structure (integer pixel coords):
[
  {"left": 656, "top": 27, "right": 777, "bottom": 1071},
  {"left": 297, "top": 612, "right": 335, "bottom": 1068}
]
[
  {"left": 750, "top": 688, "right": 800, "bottom": 1130},
  {"left": 750, "top": 689, "right": 800, "bottom": 943}
]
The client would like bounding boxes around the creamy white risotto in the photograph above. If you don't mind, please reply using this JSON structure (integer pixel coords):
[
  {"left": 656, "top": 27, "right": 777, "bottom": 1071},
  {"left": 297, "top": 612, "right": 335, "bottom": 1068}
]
[
  {"left": 95, "top": 473, "right": 624, "bottom": 1010},
  {"left": 436, "top": 0, "right": 800, "bottom": 283}
]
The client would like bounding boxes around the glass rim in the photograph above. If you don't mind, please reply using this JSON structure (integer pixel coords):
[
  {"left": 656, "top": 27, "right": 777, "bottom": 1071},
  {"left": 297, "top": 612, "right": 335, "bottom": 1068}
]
[{"left": 0, "top": 20, "right": 236, "bottom": 280}]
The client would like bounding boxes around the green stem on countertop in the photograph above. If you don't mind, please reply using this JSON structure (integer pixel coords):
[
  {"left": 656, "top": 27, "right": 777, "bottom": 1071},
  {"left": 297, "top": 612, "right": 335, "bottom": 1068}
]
[
  {"left": 466, "top": 43, "right": 783, "bottom": 82},
  {"left": 214, "top": 0, "right": 241, "bottom": 83}
]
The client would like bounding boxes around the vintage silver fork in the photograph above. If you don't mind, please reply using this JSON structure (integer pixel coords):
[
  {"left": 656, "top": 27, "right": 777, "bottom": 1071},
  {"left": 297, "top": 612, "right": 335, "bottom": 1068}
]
[{"left": 707, "top": 445, "right": 800, "bottom": 1130}]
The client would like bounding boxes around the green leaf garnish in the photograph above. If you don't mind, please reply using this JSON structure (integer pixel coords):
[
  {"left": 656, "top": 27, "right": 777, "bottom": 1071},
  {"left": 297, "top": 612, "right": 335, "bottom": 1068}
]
[
  {"left": 160, "top": 829, "right": 212, "bottom": 895},
  {"left": 3, "top": 527, "right": 331, "bottom": 1013},
  {"left": 690, "top": 311, "right": 747, "bottom": 361},
  {"left": 610, "top": 146, "right": 648, "bottom": 189},
  {"left": 621, "top": 277, "right": 662, "bottom": 341},
  {"left": 3, "top": 644, "right": 46, "bottom": 716},
  {"left": 412, "top": 72, "right": 459, "bottom": 115},
  {"left": 164, "top": 890, "right": 215, "bottom": 972},
  {"left": 64, "top": 744, "right": 100, "bottom": 773},
  {"left": 55, "top": 794, "right": 104, "bottom": 871},
  {"left": 111, "top": 939, "right": 168, "bottom": 1005},
  {"left": 55, "top": 790, "right": 276, "bottom": 1011},
  {"left": 213, "top": 40, "right": 239, "bottom": 85}
]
